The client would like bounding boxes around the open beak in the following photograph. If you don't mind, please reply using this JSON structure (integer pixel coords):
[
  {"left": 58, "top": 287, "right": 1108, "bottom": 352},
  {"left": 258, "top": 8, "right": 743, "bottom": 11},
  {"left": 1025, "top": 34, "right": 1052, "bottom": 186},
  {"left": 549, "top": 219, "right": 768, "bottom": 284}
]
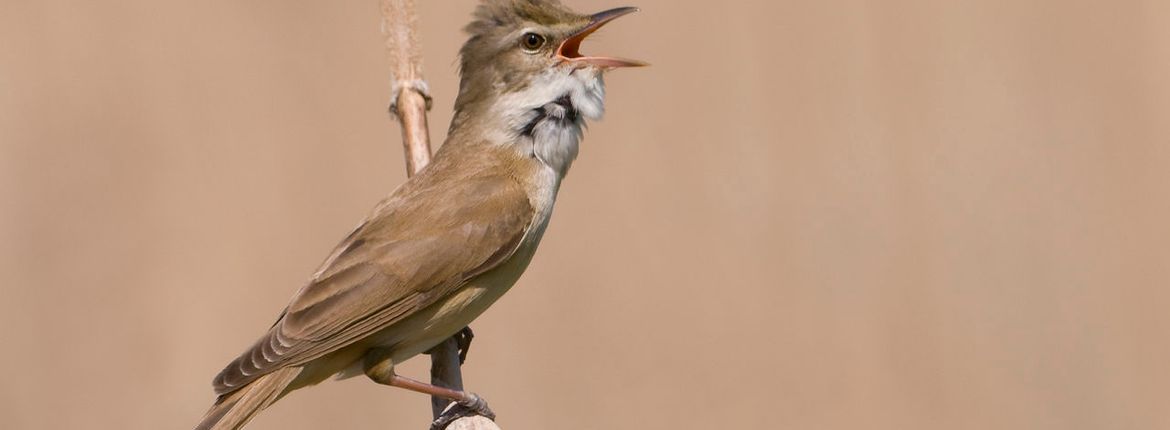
[{"left": 556, "top": 7, "right": 648, "bottom": 69}]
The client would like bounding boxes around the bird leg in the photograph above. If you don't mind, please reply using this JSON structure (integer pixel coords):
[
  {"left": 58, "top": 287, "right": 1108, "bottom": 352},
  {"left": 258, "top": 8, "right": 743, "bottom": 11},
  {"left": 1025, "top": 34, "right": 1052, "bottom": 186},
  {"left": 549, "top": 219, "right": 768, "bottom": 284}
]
[{"left": 364, "top": 350, "right": 495, "bottom": 429}]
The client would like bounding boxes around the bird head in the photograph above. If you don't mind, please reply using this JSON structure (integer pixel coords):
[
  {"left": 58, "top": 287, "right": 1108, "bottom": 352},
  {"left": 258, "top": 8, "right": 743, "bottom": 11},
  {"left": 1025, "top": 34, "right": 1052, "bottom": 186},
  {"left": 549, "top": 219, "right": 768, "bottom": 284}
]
[{"left": 451, "top": 0, "right": 644, "bottom": 137}]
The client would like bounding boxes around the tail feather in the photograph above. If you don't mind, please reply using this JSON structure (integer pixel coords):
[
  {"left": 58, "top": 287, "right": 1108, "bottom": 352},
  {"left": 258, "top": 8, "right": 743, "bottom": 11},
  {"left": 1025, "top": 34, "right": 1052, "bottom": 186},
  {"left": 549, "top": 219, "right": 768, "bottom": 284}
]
[{"left": 195, "top": 367, "right": 302, "bottom": 430}]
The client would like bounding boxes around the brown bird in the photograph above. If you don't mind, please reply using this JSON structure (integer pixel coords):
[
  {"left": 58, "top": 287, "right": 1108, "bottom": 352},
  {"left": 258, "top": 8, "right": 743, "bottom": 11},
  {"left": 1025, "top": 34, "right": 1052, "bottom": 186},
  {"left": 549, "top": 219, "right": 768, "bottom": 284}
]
[{"left": 194, "top": 1, "right": 644, "bottom": 429}]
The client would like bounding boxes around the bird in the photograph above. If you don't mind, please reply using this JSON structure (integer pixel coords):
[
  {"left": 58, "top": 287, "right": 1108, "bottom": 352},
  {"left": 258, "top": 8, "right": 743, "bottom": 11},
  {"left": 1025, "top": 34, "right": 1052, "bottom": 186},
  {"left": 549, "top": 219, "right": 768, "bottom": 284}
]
[{"left": 194, "top": 1, "right": 644, "bottom": 429}]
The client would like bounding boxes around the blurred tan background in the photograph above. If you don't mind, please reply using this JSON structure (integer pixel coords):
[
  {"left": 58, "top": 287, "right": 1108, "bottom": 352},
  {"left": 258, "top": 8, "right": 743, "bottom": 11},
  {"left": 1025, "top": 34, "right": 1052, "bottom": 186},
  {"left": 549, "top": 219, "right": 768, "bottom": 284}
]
[{"left": 2, "top": 0, "right": 1169, "bottom": 429}]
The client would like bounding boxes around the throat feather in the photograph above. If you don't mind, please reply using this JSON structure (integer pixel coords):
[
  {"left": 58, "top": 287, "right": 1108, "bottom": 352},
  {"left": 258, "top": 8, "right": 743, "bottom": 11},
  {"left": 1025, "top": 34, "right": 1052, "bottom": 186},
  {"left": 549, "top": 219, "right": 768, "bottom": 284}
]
[
  {"left": 491, "top": 69, "right": 605, "bottom": 177},
  {"left": 521, "top": 95, "right": 577, "bottom": 137},
  {"left": 525, "top": 95, "right": 583, "bottom": 176}
]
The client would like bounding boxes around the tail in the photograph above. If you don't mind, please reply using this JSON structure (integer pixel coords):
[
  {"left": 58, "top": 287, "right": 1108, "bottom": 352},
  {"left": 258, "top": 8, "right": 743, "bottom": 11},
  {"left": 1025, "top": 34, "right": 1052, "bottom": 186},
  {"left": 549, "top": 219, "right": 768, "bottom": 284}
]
[{"left": 194, "top": 367, "right": 302, "bottom": 430}]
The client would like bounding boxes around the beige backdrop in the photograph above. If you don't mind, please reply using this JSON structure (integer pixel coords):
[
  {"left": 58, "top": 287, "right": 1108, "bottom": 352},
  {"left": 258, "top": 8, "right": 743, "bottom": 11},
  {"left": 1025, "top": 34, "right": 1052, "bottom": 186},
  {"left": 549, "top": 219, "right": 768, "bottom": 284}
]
[{"left": 2, "top": 0, "right": 1168, "bottom": 429}]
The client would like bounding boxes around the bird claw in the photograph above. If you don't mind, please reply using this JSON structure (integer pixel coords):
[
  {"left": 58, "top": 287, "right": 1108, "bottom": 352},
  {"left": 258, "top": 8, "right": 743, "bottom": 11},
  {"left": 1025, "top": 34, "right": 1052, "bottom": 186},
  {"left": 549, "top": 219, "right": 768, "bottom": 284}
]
[
  {"left": 429, "top": 393, "right": 495, "bottom": 430},
  {"left": 455, "top": 326, "right": 474, "bottom": 364},
  {"left": 459, "top": 392, "right": 494, "bottom": 419}
]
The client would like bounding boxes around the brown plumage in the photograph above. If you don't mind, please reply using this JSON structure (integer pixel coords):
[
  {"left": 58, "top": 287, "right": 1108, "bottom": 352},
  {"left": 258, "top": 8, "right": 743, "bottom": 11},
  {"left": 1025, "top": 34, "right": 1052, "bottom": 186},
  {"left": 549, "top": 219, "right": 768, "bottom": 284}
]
[
  {"left": 194, "top": 1, "right": 642, "bottom": 428},
  {"left": 211, "top": 146, "right": 535, "bottom": 395},
  {"left": 196, "top": 142, "right": 539, "bottom": 430}
]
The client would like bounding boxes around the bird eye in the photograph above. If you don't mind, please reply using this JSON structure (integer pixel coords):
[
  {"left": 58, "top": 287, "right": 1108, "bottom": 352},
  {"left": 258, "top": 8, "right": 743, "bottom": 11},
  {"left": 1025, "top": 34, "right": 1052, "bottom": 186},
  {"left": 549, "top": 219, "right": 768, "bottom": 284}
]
[{"left": 521, "top": 32, "right": 546, "bottom": 51}]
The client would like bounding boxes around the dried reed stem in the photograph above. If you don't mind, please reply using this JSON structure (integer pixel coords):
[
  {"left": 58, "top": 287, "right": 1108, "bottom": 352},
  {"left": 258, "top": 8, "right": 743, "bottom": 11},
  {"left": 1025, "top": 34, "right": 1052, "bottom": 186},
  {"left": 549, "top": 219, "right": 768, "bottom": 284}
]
[
  {"left": 381, "top": 0, "right": 432, "bottom": 175},
  {"left": 379, "top": 2, "right": 499, "bottom": 429}
]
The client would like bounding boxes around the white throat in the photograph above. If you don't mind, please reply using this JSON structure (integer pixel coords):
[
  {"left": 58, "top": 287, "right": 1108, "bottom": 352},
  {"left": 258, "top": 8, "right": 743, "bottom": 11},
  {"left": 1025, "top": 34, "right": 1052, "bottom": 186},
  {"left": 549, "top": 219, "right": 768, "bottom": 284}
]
[{"left": 494, "top": 68, "right": 606, "bottom": 177}]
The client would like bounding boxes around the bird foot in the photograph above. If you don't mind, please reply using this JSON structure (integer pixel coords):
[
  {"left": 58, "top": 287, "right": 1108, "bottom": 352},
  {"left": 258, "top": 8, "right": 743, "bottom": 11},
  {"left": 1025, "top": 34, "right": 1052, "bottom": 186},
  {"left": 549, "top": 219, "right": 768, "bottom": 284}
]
[
  {"left": 429, "top": 393, "right": 495, "bottom": 430},
  {"left": 455, "top": 326, "right": 474, "bottom": 364}
]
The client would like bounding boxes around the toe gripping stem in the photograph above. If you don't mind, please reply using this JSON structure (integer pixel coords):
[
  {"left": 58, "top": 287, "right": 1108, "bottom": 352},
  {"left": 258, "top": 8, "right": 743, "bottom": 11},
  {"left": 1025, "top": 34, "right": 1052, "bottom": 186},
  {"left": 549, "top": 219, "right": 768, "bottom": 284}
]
[{"left": 431, "top": 392, "right": 495, "bottom": 430}]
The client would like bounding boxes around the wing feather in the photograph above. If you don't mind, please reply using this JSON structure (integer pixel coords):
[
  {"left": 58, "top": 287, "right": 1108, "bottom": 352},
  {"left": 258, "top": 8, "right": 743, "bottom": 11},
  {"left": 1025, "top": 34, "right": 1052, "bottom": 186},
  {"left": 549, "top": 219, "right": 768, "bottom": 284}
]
[{"left": 213, "top": 173, "right": 534, "bottom": 394}]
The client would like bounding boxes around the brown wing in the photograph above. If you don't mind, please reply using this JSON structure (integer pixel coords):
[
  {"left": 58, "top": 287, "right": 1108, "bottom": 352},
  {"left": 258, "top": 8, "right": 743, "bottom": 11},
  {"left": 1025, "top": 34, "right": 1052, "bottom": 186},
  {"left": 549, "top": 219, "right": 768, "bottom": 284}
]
[{"left": 213, "top": 173, "right": 534, "bottom": 395}]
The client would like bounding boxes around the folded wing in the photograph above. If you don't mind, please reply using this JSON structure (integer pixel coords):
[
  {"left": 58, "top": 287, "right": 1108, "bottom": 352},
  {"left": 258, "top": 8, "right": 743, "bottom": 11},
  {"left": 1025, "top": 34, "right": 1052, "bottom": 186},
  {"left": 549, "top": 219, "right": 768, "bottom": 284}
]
[{"left": 213, "top": 173, "right": 534, "bottom": 395}]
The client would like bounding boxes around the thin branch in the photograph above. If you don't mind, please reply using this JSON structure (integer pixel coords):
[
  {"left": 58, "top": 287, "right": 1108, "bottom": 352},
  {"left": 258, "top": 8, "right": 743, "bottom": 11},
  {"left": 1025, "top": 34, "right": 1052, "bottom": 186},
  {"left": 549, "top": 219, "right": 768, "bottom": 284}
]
[
  {"left": 379, "top": 2, "right": 500, "bottom": 429},
  {"left": 427, "top": 337, "right": 464, "bottom": 418},
  {"left": 381, "top": 0, "right": 433, "bottom": 175}
]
